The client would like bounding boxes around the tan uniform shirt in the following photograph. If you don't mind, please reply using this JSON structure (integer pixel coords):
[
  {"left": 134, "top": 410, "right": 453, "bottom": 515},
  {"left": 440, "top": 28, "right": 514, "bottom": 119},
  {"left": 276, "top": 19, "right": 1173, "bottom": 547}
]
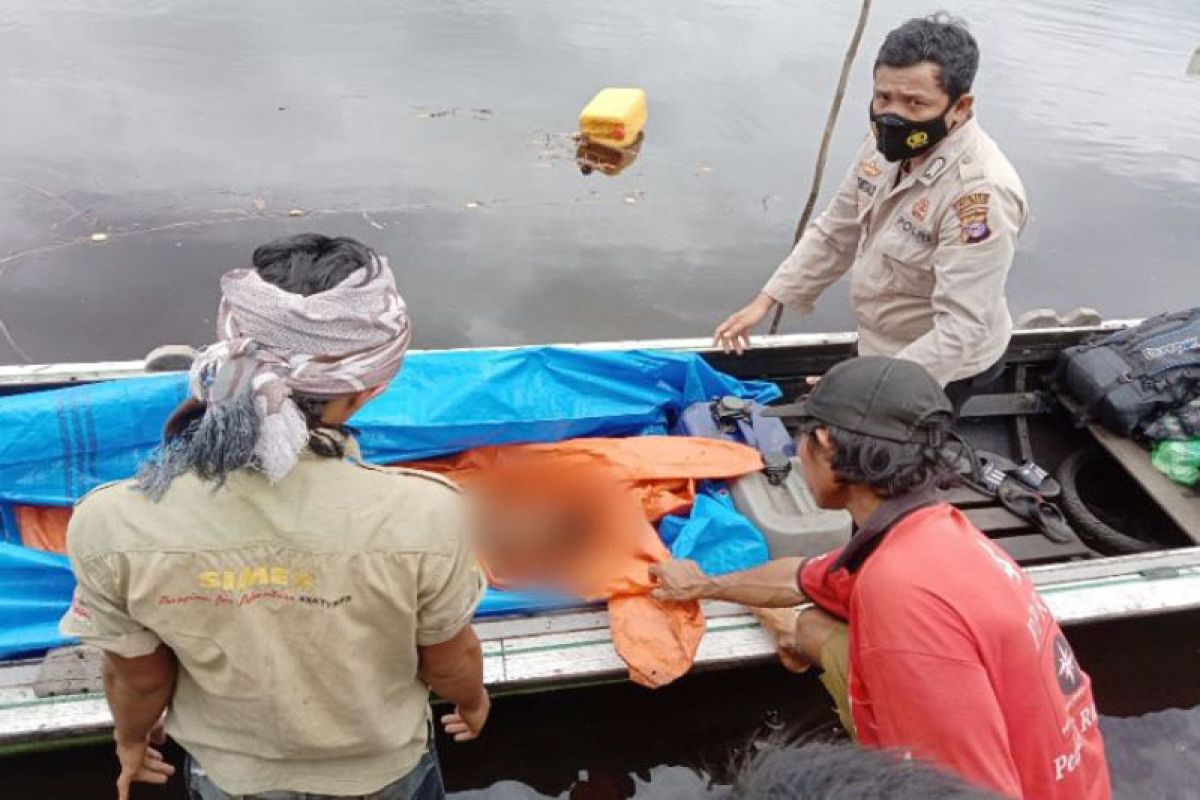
[
  {"left": 60, "top": 443, "right": 485, "bottom": 796},
  {"left": 763, "top": 117, "right": 1028, "bottom": 385}
]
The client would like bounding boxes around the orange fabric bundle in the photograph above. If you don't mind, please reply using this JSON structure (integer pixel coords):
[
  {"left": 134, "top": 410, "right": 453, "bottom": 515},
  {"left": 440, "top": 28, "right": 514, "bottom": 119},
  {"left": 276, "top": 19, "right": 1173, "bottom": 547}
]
[
  {"left": 405, "top": 436, "right": 763, "bottom": 688},
  {"left": 14, "top": 506, "right": 71, "bottom": 554}
]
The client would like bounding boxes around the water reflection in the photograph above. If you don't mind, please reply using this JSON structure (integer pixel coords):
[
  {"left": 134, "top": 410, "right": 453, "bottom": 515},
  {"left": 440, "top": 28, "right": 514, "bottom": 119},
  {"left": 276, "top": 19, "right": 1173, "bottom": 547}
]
[
  {"left": 577, "top": 133, "right": 644, "bottom": 177},
  {"left": 0, "top": 0, "right": 1198, "bottom": 365}
]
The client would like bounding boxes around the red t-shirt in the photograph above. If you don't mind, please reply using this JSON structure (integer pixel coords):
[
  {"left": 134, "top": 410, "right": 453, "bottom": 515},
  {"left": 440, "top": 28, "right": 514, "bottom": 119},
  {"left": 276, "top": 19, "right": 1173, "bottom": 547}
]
[{"left": 800, "top": 503, "right": 1111, "bottom": 800}]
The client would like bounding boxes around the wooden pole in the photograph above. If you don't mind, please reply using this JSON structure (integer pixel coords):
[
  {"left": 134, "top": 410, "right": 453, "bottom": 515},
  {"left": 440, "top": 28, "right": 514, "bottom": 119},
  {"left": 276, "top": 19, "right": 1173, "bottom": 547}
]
[{"left": 769, "top": 0, "right": 874, "bottom": 335}]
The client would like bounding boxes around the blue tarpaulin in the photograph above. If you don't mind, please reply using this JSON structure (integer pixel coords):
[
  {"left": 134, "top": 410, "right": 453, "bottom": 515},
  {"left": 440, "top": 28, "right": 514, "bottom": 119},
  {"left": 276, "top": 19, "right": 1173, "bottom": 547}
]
[
  {"left": 0, "top": 347, "right": 779, "bottom": 658},
  {"left": 0, "top": 543, "right": 75, "bottom": 659}
]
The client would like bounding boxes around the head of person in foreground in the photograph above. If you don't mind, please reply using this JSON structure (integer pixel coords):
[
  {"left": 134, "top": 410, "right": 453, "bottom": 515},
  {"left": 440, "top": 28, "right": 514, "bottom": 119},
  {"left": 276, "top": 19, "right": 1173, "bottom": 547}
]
[
  {"left": 138, "top": 232, "right": 411, "bottom": 497},
  {"left": 724, "top": 741, "right": 999, "bottom": 799}
]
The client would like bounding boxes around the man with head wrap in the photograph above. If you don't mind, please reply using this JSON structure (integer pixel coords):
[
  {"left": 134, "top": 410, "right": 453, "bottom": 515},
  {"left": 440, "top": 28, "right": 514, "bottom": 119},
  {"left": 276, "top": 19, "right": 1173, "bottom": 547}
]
[{"left": 60, "top": 234, "right": 488, "bottom": 800}]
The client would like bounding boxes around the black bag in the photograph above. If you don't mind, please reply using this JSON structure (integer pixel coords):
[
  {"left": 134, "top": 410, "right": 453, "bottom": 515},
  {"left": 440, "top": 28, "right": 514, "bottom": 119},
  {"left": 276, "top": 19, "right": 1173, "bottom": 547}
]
[{"left": 1057, "top": 308, "right": 1200, "bottom": 436}]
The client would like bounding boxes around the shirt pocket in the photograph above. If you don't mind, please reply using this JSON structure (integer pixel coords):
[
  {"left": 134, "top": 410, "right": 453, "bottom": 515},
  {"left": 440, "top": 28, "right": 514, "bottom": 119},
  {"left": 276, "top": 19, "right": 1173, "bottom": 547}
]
[{"left": 880, "top": 239, "right": 936, "bottom": 298}]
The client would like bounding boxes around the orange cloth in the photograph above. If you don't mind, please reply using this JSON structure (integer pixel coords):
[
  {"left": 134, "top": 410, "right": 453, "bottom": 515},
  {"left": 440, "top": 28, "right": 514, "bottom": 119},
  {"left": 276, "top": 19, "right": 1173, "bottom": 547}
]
[
  {"left": 405, "top": 436, "right": 764, "bottom": 688},
  {"left": 14, "top": 506, "right": 71, "bottom": 554}
]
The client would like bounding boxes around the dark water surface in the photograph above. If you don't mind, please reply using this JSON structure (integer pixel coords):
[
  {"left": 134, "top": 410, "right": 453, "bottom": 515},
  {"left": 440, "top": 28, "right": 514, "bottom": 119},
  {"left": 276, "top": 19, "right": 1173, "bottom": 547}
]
[
  {"left": 2, "top": 1, "right": 1200, "bottom": 364},
  {"left": 4, "top": 610, "right": 1200, "bottom": 798}
]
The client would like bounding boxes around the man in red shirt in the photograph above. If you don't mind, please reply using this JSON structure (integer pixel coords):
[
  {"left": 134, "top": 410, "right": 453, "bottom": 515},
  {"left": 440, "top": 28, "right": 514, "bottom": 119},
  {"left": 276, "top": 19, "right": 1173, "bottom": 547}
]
[{"left": 651, "top": 357, "right": 1111, "bottom": 799}]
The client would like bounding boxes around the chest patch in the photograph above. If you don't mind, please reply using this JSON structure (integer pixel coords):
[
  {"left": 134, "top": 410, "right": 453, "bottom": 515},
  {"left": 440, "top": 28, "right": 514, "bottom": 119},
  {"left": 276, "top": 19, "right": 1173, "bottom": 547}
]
[
  {"left": 911, "top": 197, "right": 930, "bottom": 222},
  {"left": 894, "top": 215, "right": 934, "bottom": 245}
]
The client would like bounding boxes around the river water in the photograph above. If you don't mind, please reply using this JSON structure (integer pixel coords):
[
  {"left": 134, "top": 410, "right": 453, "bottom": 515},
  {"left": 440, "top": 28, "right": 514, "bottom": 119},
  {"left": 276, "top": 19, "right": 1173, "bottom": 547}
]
[{"left": 1, "top": 0, "right": 1199, "bottom": 364}]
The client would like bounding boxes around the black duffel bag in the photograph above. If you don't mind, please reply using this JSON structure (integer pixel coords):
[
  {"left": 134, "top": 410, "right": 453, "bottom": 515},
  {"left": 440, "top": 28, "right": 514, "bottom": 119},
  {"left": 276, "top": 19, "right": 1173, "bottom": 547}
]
[{"left": 1057, "top": 308, "right": 1200, "bottom": 436}]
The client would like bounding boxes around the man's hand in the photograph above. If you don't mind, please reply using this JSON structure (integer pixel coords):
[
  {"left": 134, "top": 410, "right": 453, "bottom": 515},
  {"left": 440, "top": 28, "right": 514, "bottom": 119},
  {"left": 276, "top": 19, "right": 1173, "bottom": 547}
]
[
  {"left": 115, "top": 720, "right": 174, "bottom": 800},
  {"left": 714, "top": 294, "right": 776, "bottom": 355},
  {"left": 440, "top": 692, "right": 491, "bottom": 742},
  {"left": 649, "top": 559, "right": 716, "bottom": 602}
]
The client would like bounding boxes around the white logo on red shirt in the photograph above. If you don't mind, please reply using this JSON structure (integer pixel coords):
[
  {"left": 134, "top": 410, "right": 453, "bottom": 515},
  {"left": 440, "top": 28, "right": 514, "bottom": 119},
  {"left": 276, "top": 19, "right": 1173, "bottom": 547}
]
[{"left": 975, "top": 539, "right": 1021, "bottom": 583}]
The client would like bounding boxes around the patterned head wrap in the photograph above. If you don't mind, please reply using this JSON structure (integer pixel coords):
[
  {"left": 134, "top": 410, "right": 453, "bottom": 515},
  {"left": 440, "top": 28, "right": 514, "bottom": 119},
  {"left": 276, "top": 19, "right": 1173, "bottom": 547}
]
[{"left": 187, "top": 254, "right": 411, "bottom": 481}]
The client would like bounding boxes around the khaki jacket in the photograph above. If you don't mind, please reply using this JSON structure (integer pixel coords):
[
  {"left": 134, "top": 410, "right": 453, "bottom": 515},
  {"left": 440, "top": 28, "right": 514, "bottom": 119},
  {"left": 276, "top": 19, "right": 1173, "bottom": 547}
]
[
  {"left": 60, "top": 443, "right": 484, "bottom": 796},
  {"left": 763, "top": 117, "right": 1028, "bottom": 385}
]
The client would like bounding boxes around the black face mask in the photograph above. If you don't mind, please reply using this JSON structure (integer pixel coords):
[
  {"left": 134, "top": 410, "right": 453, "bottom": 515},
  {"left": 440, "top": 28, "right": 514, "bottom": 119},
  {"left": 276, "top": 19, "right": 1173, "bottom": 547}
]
[{"left": 870, "top": 102, "right": 954, "bottom": 162}]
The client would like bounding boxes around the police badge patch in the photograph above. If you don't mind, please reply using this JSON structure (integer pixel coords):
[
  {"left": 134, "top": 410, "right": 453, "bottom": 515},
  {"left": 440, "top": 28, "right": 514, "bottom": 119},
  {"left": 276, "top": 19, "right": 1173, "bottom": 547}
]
[{"left": 954, "top": 192, "right": 991, "bottom": 244}]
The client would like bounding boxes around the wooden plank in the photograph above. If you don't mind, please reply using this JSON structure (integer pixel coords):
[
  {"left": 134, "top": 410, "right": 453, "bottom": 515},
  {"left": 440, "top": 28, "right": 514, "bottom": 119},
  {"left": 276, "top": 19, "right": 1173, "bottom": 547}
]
[
  {"left": 962, "top": 506, "right": 1031, "bottom": 534},
  {"left": 1084, "top": 422, "right": 1200, "bottom": 545},
  {"left": 996, "top": 534, "right": 1094, "bottom": 563},
  {"left": 941, "top": 486, "right": 995, "bottom": 508},
  {"left": 959, "top": 392, "right": 1051, "bottom": 419}
]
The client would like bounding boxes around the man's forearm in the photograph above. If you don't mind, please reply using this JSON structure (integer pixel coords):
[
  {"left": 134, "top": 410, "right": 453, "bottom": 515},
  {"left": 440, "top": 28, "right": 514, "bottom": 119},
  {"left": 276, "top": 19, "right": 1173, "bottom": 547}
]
[
  {"left": 419, "top": 627, "right": 487, "bottom": 709},
  {"left": 103, "top": 662, "right": 173, "bottom": 745},
  {"left": 702, "top": 558, "right": 808, "bottom": 608}
]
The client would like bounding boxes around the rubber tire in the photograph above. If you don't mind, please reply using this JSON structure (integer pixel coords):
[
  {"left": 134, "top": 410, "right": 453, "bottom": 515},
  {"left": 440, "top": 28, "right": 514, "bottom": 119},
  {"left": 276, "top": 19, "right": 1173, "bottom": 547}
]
[{"left": 1056, "top": 447, "right": 1160, "bottom": 555}]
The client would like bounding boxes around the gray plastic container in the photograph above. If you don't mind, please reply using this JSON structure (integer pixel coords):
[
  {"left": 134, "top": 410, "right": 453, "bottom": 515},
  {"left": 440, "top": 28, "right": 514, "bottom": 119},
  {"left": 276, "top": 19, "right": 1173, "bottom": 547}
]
[{"left": 730, "top": 458, "right": 852, "bottom": 558}]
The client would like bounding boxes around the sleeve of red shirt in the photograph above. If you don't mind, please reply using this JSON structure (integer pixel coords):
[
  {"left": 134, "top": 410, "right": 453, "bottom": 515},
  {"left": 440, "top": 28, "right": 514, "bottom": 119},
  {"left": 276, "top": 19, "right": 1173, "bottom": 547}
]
[
  {"left": 797, "top": 549, "right": 852, "bottom": 619},
  {"left": 862, "top": 648, "right": 1023, "bottom": 798}
]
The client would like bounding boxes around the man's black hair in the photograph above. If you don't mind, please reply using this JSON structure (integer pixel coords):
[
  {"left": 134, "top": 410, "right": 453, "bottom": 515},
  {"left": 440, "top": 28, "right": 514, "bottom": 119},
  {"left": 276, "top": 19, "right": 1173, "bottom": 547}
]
[
  {"left": 137, "top": 233, "right": 377, "bottom": 497},
  {"left": 727, "top": 742, "right": 999, "bottom": 799},
  {"left": 875, "top": 12, "right": 979, "bottom": 100},
  {"left": 802, "top": 413, "right": 956, "bottom": 498},
  {"left": 252, "top": 233, "right": 379, "bottom": 296}
]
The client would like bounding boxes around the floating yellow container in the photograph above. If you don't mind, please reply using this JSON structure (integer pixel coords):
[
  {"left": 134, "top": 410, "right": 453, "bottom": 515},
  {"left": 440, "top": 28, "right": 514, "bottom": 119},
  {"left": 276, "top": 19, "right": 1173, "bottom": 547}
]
[{"left": 579, "top": 88, "right": 647, "bottom": 149}]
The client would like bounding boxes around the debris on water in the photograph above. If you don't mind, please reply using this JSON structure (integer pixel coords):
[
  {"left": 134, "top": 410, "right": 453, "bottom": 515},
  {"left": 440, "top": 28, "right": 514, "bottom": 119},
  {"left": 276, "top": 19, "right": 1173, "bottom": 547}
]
[
  {"left": 277, "top": 106, "right": 289, "bottom": 112},
  {"left": 416, "top": 106, "right": 493, "bottom": 120},
  {"left": 623, "top": 191, "right": 645, "bottom": 205},
  {"left": 361, "top": 211, "right": 385, "bottom": 230},
  {"left": 252, "top": 195, "right": 266, "bottom": 212},
  {"left": 464, "top": 200, "right": 484, "bottom": 209},
  {"left": 287, "top": 208, "right": 307, "bottom": 217},
  {"left": 761, "top": 195, "right": 781, "bottom": 211},
  {"left": 695, "top": 164, "right": 713, "bottom": 176},
  {"left": 1189, "top": 47, "right": 1200, "bottom": 76},
  {"left": 89, "top": 232, "right": 108, "bottom": 243}
]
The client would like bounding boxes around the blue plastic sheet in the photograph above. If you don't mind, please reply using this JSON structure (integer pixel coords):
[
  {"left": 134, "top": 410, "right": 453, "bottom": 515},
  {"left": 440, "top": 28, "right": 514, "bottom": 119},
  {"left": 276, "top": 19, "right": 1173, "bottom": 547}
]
[
  {"left": 0, "top": 543, "right": 76, "bottom": 659},
  {"left": 660, "top": 482, "right": 770, "bottom": 575},
  {"left": 0, "top": 347, "right": 779, "bottom": 507},
  {"left": 0, "top": 347, "right": 778, "bottom": 657}
]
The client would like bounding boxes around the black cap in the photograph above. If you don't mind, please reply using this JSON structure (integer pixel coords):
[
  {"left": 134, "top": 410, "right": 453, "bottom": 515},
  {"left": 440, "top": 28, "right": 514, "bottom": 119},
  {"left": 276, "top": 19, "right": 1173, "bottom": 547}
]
[{"left": 763, "top": 357, "right": 953, "bottom": 443}]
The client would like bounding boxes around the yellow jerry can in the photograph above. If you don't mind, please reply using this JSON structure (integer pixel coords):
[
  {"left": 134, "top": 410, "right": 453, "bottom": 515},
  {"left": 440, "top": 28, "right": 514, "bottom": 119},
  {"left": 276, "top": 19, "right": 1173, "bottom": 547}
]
[{"left": 579, "top": 88, "right": 647, "bottom": 149}]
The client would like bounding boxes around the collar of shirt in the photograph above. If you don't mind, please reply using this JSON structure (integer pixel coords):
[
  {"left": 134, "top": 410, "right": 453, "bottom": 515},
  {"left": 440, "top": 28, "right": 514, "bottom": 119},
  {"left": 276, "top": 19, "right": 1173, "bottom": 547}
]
[
  {"left": 830, "top": 488, "right": 942, "bottom": 573},
  {"left": 912, "top": 115, "right": 979, "bottom": 188}
]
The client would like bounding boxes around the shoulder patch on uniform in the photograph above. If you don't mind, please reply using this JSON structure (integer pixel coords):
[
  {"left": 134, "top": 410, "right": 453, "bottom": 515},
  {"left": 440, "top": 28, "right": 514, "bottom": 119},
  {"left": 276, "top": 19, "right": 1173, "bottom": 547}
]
[
  {"left": 921, "top": 156, "right": 948, "bottom": 182},
  {"left": 354, "top": 462, "right": 462, "bottom": 492},
  {"left": 953, "top": 192, "right": 991, "bottom": 244},
  {"left": 860, "top": 158, "right": 881, "bottom": 178}
]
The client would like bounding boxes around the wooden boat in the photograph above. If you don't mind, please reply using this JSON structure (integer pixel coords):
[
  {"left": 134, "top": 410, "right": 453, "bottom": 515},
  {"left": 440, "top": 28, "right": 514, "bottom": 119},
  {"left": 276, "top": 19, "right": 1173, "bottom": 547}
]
[{"left": 1, "top": 321, "right": 1198, "bottom": 756}]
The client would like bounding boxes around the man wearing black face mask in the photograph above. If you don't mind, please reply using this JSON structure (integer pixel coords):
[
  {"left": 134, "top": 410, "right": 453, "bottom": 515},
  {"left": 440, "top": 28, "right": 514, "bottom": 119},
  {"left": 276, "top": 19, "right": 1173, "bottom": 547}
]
[{"left": 714, "top": 13, "right": 1027, "bottom": 407}]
